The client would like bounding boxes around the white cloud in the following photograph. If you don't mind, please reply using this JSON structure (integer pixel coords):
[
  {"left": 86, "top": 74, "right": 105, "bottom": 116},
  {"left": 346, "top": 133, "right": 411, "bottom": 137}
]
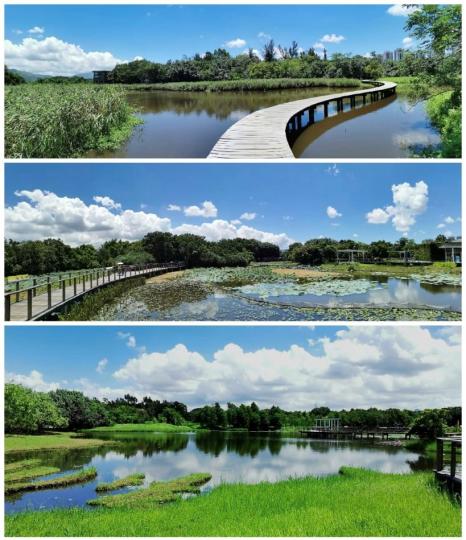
[
  {"left": 5, "top": 189, "right": 292, "bottom": 249},
  {"left": 133, "top": 55, "right": 144, "bottom": 61},
  {"left": 366, "top": 181, "right": 428, "bottom": 233},
  {"left": 320, "top": 34, "right": 345, "bottom": 44},
  {"left": 313, "top": 42, "right": 325, "bottom": 50},
  {"left": 225, "top": 38, "right": 246, "bottom": 49},
  {"left": 93, "top": 195, "right": 121, "bottom": 210},
  {"left": 5, "top": 36, "right": 125, "bottom": 76},
  {"left": 402, "top": 36, "right": 413, "bottom": 48},
  {"left": 12, "top": 29, "right": 23, "bottom": 35},
  {"left": 353, "top": 233, "right": 359, "bottom": 238},
  {"left": 387, "top": 5, "right": 420, "bottom": 16},
  {"left": 445, "top": 216, "right": 455, "bottom": 224},
  {"left": 326, "top": 206, "right": 342, "bottom": 219},
  {"left": 437, "top": 223, "right": 446, "bottom": 229},
  {"left": 184, "top": 201, "right": 218, "bottom": 218},
  {"left": 107, "top": 327, "right": 460, "bottom": 410},
  {"left": 28, "top": 26, "right": 44, "bottom": 34},
  {"left": 258, "top": 32, "right": 271, "bottom": 41},
  {"left": 325, "top": 164, "right": 340, "bottom": 176},
  {"left": 96, "top": 358, "right": 108, "bottom": 374},
  {"left": 230, "top": 219, "right": 242, "bottom": 226},
  {"left": 6, "top": 370, "right": 60, "bottom": 392},
  {"left": 363, "top": 52, "right": 372, "bottom": 58},
  {"left": 127, "top": 336, "right": 137, "bottom": 348},
  {"left": 167, "top": 204, "right": 181, "bottom": 212},
  {"left": 240, "top": 212, "right": 256, "bottom": 221}
]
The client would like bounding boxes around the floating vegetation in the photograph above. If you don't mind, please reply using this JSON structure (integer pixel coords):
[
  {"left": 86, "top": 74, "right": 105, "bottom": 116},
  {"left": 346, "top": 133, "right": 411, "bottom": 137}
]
[
  {"left": 96, "top": 473, "right": 145, "bottom": 492},
  {"left": 5, "top": 467, "right": 97, "bottom": 495},
  {"left": 410, "top": 273, "right": 462, "bottom": 287},
  {"left": 88, "top": 473, "right": 212, "bottom": 508},
  {"left": 5, "top": 464, "right": 60, "bottom": 485},
  {"left": 235, "top": 278, "right": 384, "bottom": 299}
]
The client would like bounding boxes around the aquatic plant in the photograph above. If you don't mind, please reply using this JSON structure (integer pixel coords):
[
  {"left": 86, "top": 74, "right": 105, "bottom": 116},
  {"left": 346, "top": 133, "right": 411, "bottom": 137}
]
[
  {"left": 96, "top": 473, "right": 145, "bottom": 492},
  {"left": 5, "top": 467, "right": 97, "bottom": 494}
]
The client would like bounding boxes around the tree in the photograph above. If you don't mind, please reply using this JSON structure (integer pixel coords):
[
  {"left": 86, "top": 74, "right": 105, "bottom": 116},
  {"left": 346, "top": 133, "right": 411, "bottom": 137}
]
[
  {"left": 49, "top": 389, "right": 110, "bottom": 429},
  {"left": 409, "top": 409, "right": 446, "bottom": 439},
  {"left": 263, "top": 40, "right": 275, "bottom": 62},
  {"left": 5, "top": 66, "right": 25, "bottom": 85},
  {"left": 5, "top": 383, "right": 67, "bottom": 433}
]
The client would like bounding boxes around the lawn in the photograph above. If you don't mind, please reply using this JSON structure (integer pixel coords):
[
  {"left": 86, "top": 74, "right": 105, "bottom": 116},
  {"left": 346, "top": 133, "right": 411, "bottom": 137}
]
[
  {"left": 82, "top": 422, "right": 197, "bottom": 433},
  {"left": 5, "top": 468, "right": 461, "bottom": 536},
  {"left": 5, "top": 432, "right": 113, "bottom": 453}
]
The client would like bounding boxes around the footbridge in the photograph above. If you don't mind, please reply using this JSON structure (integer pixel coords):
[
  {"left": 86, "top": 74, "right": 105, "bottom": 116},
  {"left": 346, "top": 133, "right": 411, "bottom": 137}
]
[
  {"left": 5, "top": 262, "right": 184, "bottom": 321},
  {"left": 207, "top": 80, "right": 397, "bottom": 159}
]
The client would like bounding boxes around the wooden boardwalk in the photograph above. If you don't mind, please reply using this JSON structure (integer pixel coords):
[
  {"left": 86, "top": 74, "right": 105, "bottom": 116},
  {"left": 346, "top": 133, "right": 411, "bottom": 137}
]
[
  {"left": 208, "top": 80, "right": 397, "bottom": 159},
  {"left": 5, "top": 263, "right": 184, "bottom": 321},
  {"left": 300, "top": 426, "right": 410, "bottom": 440},
  {"left": 434, "top": 436, "right": 462, "bottom": 494}
]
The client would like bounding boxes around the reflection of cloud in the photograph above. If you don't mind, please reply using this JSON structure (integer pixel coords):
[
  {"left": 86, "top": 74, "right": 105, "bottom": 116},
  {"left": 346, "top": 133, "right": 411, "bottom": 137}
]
[{"left": 393, "top": 130, "right": 440, "bottom": 148}]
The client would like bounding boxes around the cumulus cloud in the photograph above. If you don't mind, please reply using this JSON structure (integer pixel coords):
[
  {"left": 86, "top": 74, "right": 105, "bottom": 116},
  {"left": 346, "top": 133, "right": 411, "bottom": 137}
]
[
  {"left": 5, "top": 189, "right": 291, "bottom": 249},
  {"left": 402, "top": 36, "right": 413, "bottom": 48},
  {"left": 240, "top": 212, "right": 256, "bottom": 221},
  {"left": 5, "top": 36, "right": 124, "bottom": 76},
  {"left": 225, "top": 38, "right": 246, "bottom": 49},
  {"left": 445, "top": 216, "right": 455, "bottom": 224},
  {"left": 107, "top": 327, "right": 461, "bottom": 410},
  {"left": 6, "top": 370, "right": 60, "bottom": 392},
  {"left": 28, "top": 26, "right": 44, "bottom": 34},
  {"left": 184, "top": 201, "right": 218, "bottom": 218},
  {"left": 326, "top": 206, "right": 342, "bottom": 219},
  {"left": 167, "top": 204, "right": 181, "bottom": 212},
  {"left": 320, "top": 34, "right": 345, "bottom": 44},
  {"left": 93, "top": 195, "right": 121, "bottom": 210},
  {"left": 96, "top": 358, "right": 108, "bottom": 374},
  {"left": 387, "top": 5, "right": 420, "bottom": 16},
  {"left": 366, "top": 181, "right": 428, "bottom": 233}
]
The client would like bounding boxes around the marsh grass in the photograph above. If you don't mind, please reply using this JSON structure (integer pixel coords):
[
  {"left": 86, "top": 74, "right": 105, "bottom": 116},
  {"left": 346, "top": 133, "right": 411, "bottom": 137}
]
[
  {"left": 5, "top": 84, "right": 140, "bottom": 158},
  {"left": 126, "top": 78, "right": 364, "bottom": 93},
  {"left": 96, "top": 473, "right": 145, "bottom": 492},
  {"left": 5, "top": 465, "right": 60, "bottom": 484},
  {"left": 5, "top": 468, "right": 460, "bottom": 536},
  {"left": 5, "top": 467, "right": 97, "bottom": 495},
  {"left": 88, "top": 473, "right": 212, "bottom": 508}
]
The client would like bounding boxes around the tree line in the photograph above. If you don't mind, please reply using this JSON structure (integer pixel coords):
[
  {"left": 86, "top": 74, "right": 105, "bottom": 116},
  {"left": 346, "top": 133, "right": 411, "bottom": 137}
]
[
  {"left": 5, "top": 233, "right": 280, "bottom": 277},
  {"left": 5, "top": 383, "right": 460, "bottom": 440}
]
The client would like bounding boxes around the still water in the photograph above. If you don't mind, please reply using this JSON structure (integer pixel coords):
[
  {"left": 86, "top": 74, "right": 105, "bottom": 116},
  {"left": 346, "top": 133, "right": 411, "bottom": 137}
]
[
  {"left": 96, "top": 275, "right": 461, "bottom": 321},
  {"left": 88, "top": 89, "right": 439, "bottom": 158},
  {"left": 5, "top": 432, "right": 430, "bottom": 513}
]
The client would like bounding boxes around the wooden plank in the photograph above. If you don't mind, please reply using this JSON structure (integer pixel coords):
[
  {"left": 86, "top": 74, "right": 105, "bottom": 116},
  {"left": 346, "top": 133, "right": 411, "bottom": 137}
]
[{"left": 208, "top": 81, "right": 396, "bottom": 159}]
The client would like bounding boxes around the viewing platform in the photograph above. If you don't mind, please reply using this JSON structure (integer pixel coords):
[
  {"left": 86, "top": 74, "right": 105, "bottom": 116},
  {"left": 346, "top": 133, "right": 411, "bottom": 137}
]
[
  {"left": 208, "top": 80, "right": 397, "bottom": 159},
  {"left": 434, "top": 436, "right": 462, "bottom": 495}
]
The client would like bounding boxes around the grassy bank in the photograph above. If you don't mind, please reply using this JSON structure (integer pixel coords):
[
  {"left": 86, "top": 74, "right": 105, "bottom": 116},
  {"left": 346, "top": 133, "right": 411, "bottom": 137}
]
[
  {"left": 6, "top": 467, "right": 97, "bottom": 495},
  {"left": 320, "top": 261, "right": 461, "bottom": 279},
  {"left": 5, "top": 83, "right": 140, "bottom": 158},
  {"left": 96, "top": 473, "right": 146, "bottom": 492},
  {"left": 125, "top": 77, "right": 364, "bottom": 93},
  {"left": 5, "top": 432, "right": 113, "bottom": 454},
  {"left": 5, "top": 468, "right": 460, "bottom": 536},
  {"left": 83, "top": 422, "right": 197, "bottom": 433}
]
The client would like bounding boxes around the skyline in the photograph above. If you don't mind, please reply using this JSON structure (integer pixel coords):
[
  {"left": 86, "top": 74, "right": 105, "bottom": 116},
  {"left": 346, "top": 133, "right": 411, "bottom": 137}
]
[
  {"left": 5, "top": 325, "right": 461, "bottom": 410},
  {"left": 5, "top": 163, "right": 462, "bottom": 249},
  {"left": 5, "top": 4, "right": 420, "bottom": 76}
]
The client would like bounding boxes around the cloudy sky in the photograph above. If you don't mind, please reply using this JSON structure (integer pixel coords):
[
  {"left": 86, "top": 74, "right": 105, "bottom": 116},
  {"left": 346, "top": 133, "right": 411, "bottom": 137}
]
[
  {"left": 5, "top": 325, "right": 460, "bottom": 410},
  {"left": 5, "top": 4, "right": 420, "bottom": 76},
  {"left": 5, "top": 163, "right": 461, "bottom": 249}
]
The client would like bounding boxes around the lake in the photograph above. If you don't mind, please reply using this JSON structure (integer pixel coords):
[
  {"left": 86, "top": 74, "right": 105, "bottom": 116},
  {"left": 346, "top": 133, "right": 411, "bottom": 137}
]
[
  {"left": 88, "top": 89, "right": 439, "bottom": 158},
  {"left": 95, "top": 273, "right": 461, "bottom": 321},
  {"left": 5, "top": 431, "right": 430, "bottom": 513}
]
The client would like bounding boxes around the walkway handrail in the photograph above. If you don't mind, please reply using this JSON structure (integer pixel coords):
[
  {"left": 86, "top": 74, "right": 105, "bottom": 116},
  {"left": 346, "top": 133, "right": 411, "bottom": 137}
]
[{"left": 207, "top": 80, "right": 397, "bottom": 159}]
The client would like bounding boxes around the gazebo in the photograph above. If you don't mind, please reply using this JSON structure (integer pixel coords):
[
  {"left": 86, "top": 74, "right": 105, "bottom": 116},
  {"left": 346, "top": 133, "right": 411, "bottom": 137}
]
[
  {"left": 439, "top": 238, "right": 462, "bottom": 264},
  {"left": 336, "top": 249, "right": 369, "bottom": 264}
]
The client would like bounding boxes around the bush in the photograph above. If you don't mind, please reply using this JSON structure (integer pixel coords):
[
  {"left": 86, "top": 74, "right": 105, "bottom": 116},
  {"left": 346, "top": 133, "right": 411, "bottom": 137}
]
[{"left": 426, "top": 92, "right": 461, "bottom": 158}]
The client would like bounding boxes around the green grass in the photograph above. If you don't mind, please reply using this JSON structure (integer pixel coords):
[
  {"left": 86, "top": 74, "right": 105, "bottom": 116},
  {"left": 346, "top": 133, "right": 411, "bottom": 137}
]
[
  {"left": 5, "top": 467, "right": 97, "bottom": 495},
  {"left": 83, "top": 422, "right": 195, "bottom": 433},
  {"left": 5, "top": 83, "right": 140, "bottom": 158},
  {"left": 89, "top": 473, "right": 211, "bottom": 507},
  {"left": 320, "top": 262, "right": 461, "bottom": 277},
  {"left": 5, "top": 458, "right": 42, "bottom": 472},
  {"left": 58, "top": 277, "right": 145, "bottom": 321},
  {"left": 125, "top": 77, "right": 364, "bottom": 93},
  {"left": 96, "top": 473, "right": 145, "bottom": 492},
  {"left": 5, "top": 465, "right": 60, "bottom": 484},
  {"left": 5, "top": 468, "right": 460, "bottom": 536},
  {"left": 5, "top": 432, "right": 114, "bottom": 453}
]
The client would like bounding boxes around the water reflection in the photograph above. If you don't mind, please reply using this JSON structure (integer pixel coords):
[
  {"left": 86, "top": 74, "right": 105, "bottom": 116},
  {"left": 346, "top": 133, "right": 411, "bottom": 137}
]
[{"left": 6, "top": 432, "right": 430, "bottom": 513}]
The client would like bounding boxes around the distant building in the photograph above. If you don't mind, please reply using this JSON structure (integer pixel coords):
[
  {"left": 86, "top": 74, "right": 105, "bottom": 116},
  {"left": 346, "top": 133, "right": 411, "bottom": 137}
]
[
  {"left": 394, "top": 48, "right": 404, "bottom": 62},
  {"left": 439, "top": 237, "right": 462, "bottom": 264},
  {"left": 93, "top": 70, "right": 113, "bottom": 84},
  {"left": 383, "top": 50, "right": 394, "bottom": 62}
]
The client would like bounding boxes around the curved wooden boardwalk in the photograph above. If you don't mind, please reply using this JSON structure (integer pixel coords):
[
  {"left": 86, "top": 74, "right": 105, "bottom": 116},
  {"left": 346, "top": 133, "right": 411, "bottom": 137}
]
[
  {"left": 5, "top": 263, "right": 184, "bottom": 321},
  {"left": 207, "top": 81, "right": 397, "bottom": 159}
]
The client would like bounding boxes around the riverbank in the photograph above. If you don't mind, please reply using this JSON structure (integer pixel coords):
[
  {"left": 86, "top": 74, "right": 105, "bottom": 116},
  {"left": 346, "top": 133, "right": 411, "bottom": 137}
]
[
  {"left": 124, "top": 77, "right": 364, "bottom": 93},
  {"left": 5, "top": 467, "right": 460, "bottom": 536},
  {"left": 5, "top": 432, "right": 114, "bottom": 454}
]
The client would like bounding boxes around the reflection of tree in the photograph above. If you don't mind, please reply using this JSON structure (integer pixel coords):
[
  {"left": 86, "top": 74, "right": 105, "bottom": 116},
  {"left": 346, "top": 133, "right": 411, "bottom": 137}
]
[
  {"left": 195, "top": 431, "right": 288, "bottom": 457},
  {"left": 407, "top": 455, "right": 434, "bottom": 472},
  {"left": 89, "top": 432, "right": 190, "bottom": 457}
]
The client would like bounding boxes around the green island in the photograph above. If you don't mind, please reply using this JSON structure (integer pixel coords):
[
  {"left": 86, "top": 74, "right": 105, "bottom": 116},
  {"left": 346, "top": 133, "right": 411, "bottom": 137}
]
[{"left": 5, "top": 5, "right": 460, "bottom": 158}]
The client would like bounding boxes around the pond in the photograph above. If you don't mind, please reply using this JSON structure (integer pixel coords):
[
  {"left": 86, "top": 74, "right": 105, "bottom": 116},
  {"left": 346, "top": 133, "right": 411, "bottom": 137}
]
[
  {"left": 5, "top": 431, "right": 430, "bottom": 513},
  {"left": 94, "top": 273, "right": 461, "bottom": 321},
  {"left": 87, "top": 89, "right": 439, "bottom": 158}
]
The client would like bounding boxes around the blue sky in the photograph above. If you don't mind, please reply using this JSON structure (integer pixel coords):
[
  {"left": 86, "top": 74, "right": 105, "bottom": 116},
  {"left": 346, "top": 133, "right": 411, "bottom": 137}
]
[
  {"left": 5, "top": 325, "right": 461, "bottom": 410},
  {"left": 5, "top": 4, "right": 420, "bottom": 75},
  {"left": 5, "top": 163, "right": 462, "bottom": 248}
]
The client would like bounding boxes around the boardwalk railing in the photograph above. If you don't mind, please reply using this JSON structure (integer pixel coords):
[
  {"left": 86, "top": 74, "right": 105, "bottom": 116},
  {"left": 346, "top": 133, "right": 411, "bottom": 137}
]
[
  {"left": 301, "top": 425, "right": 410, "bottom": 440},
  {"left": 5, "top": 262, "right": 184, "bottom": 321},
  {"left": 208, "top": 80, "right": 396, "bottom": 159},
  {"left": 434, "top": 436, "right": 462, "bottom": 494}
]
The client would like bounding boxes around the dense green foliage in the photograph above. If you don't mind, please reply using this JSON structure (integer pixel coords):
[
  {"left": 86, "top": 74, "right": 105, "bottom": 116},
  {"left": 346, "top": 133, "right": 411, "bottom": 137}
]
[
  {"left": 5, "top": 383, "right": 460, "bottom": 437},
  {"left": 5, "top": 235, "right": 280, "bottom": 277},
  {"left": 4, "top": 66, "right": 25, "bottom": 85},
  {"left": 5, "top": 468, "right": 460, "bottom": 536},
  {"left": 409, "top": 409, "right": 451, "bottom": 439},
  {"left": 5, "top": 84, "right": 138, "bottom": 158}
]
